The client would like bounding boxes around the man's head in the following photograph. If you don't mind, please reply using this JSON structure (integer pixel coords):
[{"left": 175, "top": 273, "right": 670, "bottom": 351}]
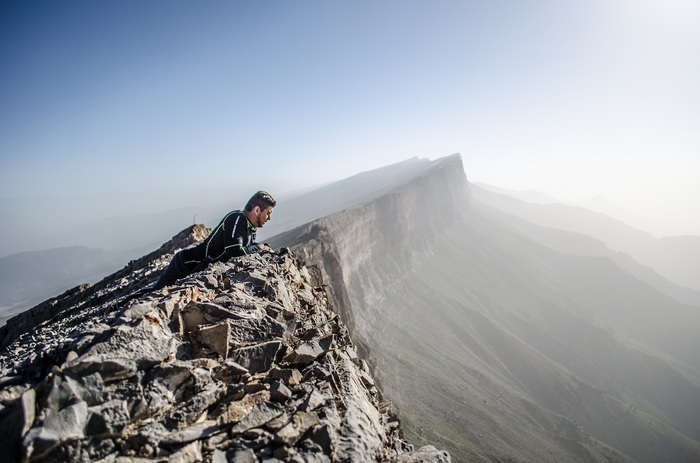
[{"left": 244, "top": 190, "right": 276, "bottom": 228}]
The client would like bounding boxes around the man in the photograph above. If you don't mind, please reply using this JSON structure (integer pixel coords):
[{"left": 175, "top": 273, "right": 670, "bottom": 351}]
[{"left": 151, "top": 190, "right": 276, "bottom": 290}]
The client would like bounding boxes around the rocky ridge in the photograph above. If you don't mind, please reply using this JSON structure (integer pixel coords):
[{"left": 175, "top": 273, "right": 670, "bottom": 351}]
[{"left": 0, "top": 226, "right": 449, "bottom": 462}]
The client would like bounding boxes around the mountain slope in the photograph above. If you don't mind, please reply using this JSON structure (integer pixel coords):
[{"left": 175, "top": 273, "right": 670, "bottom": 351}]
[
  {"left": 270, "top": 155, "right": 700, "bottom": 463},
  {"left": 471, "top": 200, "right": 700, "bottom": 307},
  {"left": 258, "top": 156, "right": 439, "bottom": 242},
  {"left": 470, "top": 185, "right": 700, "bottom": 291}
]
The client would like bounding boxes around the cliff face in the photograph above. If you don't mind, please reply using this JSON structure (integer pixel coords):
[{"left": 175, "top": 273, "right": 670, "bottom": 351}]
[
  {"left": 269, "top": 155, "right": 700, "bottom": 463},
  {"left": 0, "top": 229, "right": 449, "bottom": 462},
  {"left": 270, "top": 154, "right": 467, "bottom": 349}
]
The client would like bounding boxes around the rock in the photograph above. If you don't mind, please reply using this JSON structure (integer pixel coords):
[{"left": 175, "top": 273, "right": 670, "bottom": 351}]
[
  {"left": 20, "top": 387, "right": 36, "bottom": 437},
  {"left": 273, "top": 421, "right": 300, "bottom": 446},
  {"left": 212, "top": 359, "right": 249, "bottom": 383},
  {"left": 167, "top": 440, "right": 203, "bottom": 463},
  {"left": 166, "top": 381, "right": 224, "bottom": 429},
  {"left": 116, "top": 301, "right": 156, "bottom": 323},
  {"left": 181, "top": 301, "right": 235, "bottom": 332},
  {"left": 218, "top": 391, "right": 270, "bottom": 425},
  {"left": 230, "top": 401, "right": 284, "bottom": 435},
  {"left": 63, "top": 357, "right": 137, "bottom": 383},
  {"left": 69, "top": 372, "right": 108, "bottom": 406},
  {"left": 42, "top": 372, "right": 107, "bottom": 410},
  {"left": 0, "top": 386, "right": 36, "bottom": 463},
  {"left": 192, "top": 320, "right": 230, "bottom": 359},
  {"left": 268, "top": 367, "right": 302, "bottom": 386},
  {"left": 300, "top": 387, "right": 332, "bottom": 411},
  {"left": 228, "top": 448, "right": 257, "bottom": 463},
  {"left": 86, "top": 399, "right": 130, "bottom": 435},
  {"left": 293, "top": 411, "right": 321, "bottom": 435},
  {"left": 211, "top": 449, "right": 227, "bottom": 463},
  {"left": 230, "top": 340, "right": 282, "bottom": 374},
  {"left": 159, "top": 420, "right": 222, "bottom": 445},
  {"left": 283, "top": 335, "right": 334, "bottom": 367},
  {"left": 23, "top": 400, "right": 89, "bottom": 459},
  {"left": 397, "top": 445, "right": 453, "bottom": 463},
  {"left": 228, "top": 316, "right": 286, "bottom": 345},
  {"left": 0, "top": 247, "right": 449, "bottom": 462},
  {"left": 64, "top": 315, "right": 177, "bottom": 381},
  {"left": 269, "top": 381, "right": 293, "bottom": 402},
  {"left": 307, "top": 423, "right": 334, "bottom": 455}
]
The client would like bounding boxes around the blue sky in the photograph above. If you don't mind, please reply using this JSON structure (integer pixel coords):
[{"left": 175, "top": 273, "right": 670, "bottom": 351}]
[{"left": 1, "top": 0, "right": 699, "bottom": 253}]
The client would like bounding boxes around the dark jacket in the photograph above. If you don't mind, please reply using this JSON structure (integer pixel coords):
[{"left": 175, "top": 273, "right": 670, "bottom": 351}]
[{"left": 151, "top": 210, "right": 259, "bottom": 290}]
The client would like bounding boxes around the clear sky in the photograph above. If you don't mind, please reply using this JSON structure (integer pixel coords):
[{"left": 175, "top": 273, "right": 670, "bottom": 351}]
[{"left": 1, "top": 0, "right": 699, "bottom": 253}]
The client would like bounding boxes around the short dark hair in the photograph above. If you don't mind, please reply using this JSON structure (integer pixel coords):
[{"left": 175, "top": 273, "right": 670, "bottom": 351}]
[{"left": 245, "top": 190, "right": 276, "bottom": 212}]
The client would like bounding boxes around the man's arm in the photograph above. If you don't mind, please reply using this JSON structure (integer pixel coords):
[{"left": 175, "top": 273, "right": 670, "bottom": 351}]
[{"left": 222, "top": 212, "right": 260, "bottom": 258}]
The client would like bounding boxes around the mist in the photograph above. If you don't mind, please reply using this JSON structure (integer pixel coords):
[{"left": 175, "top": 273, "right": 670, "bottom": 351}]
[{"left": 2, "top": 154, "right": 700, "bottom": 462}]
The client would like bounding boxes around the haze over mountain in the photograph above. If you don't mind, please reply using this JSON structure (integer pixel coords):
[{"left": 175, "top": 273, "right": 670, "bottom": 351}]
[
  {"left": 0, "top": 247, "right": 129, "bottom": 326},
  {"left": 470, "top": 185, "right": 700, "bottom": 292},
  {"left": 268, "top": 154, "right": 700, "bottom": 462},
  {"left": 2, "top": 154, "right": 700, "bottom": 462}
]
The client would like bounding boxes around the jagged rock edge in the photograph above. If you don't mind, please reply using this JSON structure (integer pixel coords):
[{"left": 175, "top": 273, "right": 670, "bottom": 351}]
[{"left": 0, "top": 227, "right": 450, "bottom": 462}]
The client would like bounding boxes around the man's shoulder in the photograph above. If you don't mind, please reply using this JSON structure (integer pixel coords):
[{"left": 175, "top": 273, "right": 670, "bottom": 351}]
[
  {"left": 222, "top": 209, "right": 244, "bottom": 219},
  {"left": 224, "top": 210, "right": 254, "bottom": 227}
]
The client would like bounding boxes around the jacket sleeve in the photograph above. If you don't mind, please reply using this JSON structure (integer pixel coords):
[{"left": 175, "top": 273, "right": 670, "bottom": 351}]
[{"left": 223, "top": 213, "right": 258, "bottom": 258}]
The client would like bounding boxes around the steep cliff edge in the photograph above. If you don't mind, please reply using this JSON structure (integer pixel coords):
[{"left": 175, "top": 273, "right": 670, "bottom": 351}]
[
  {"left": 269, "top": 155, "right": 700, "bottom": 463},
  {"left": 269, "top": 154, "right": 468, "bottom": 355},
  {"left": 0, "top": 228, "right": 449, "bottom": 462}
]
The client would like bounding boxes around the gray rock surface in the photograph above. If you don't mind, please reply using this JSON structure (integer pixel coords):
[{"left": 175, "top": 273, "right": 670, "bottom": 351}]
[{"left": 0, "top": 228, "right": 449, "bottom": 462}]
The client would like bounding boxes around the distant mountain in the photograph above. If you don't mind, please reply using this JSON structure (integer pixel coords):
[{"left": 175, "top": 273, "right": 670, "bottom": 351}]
[
  {"left": 471, "top": 185, "right": 700, "bottom": 291},
  {"left": 472, "top": 182, "right": 561, "bottom": 204},
  {"left": 0, "top": 246, "right": 136, "bottom": 325},
  {"left": 271, "top": 154, "right": 700, "bottom": 463},
  {"left": 471, "top": 184, "right": 674, "bottom": 237},
  {"left": 470, "top": 196, "right": 700, "bottom": 307},
  {"left": 258, "top": 156, "right": 437, "bottom": 242}
]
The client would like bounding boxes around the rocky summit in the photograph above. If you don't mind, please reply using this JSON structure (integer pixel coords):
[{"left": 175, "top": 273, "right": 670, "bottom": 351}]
[{"left": 0, "top": 226, "right": 450, "bottom": 463}]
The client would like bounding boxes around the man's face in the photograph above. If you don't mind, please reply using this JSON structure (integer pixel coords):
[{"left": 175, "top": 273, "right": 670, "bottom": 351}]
[{"left": 255, "top": 206, "right": 273, "bottom": 227}]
